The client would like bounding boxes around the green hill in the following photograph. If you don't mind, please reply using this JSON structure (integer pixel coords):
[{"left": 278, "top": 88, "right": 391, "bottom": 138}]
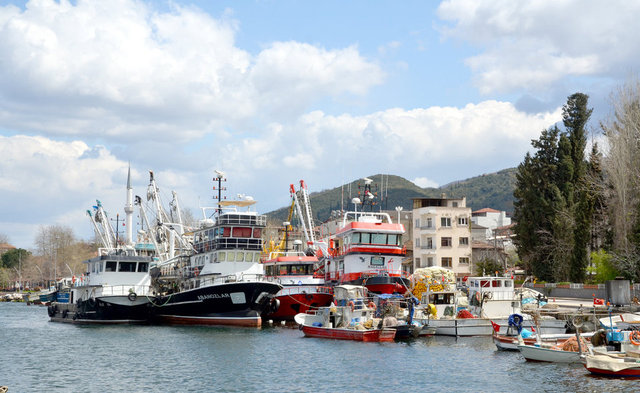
[{"left": 266, "top": 168, "right": 517, "bottom": 223}]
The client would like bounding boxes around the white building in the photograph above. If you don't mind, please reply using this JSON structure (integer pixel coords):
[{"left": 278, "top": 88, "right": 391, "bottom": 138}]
[
  {"left": 412, "top": 196, "right": 472, "bottom": 282},
  {"left": 471, "top": 208, "right": 511, "bottom": 241}
]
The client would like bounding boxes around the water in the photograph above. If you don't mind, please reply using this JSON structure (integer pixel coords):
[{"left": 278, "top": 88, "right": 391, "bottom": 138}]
[{"left": 0, "top": 302, "right": 637, "bottom": 392}]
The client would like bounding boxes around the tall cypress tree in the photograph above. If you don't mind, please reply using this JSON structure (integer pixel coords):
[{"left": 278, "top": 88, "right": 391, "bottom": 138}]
[
  {"left": 563, "top": 93, "right": 593, "bottom": 282},
  {"left": 513, "top": 127, "right": 560, "bottom": 281}
]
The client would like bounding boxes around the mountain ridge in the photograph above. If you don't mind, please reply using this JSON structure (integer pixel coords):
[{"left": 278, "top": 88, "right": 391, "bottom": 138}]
[{"left": 266, "top": 168, "right": 517, "bottom": 223}]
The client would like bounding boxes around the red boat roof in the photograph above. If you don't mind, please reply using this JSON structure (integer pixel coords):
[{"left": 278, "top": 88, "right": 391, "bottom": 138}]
[{"left": 335, "top": 221, "right": 404, "bottom": 236}]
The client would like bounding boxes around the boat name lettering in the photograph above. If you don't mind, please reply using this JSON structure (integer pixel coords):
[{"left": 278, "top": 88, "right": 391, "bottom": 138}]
[{"left": 197, "top": 293, "right": 230, "bottom": 300}]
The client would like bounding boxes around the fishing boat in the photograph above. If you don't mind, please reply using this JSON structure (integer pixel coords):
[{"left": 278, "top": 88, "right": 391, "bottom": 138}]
[
  {"left": 321, "top": 180, "right": 410, "bottom": 295},
  {"left": 48, "top": 252, "right": 155, "bottom": 324},
  {"left": 148, "top": 172, "right": 282, "bottom": 328},
  {"left": 262, "top": 248, "right": 333, "bottom": 321},
  {"left": 518, "top": 340, "right": 586, "bottom": 363},
  {"left": 493, "top": 330, "right": 593, "bottom": 351},
  {"left": 48, "top": 169, "right": 158, "bottom": 324},
  {"left": 584, "top": 350, "right": 640, "bottom": 377},
  {"left": 294, "top": 285, "right": 396, "bottom": 342}
]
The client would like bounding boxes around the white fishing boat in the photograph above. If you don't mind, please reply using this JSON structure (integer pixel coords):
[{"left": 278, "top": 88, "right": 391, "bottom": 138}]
[{"left": 518, "top": 342, "right": 585, "bottom": 363}]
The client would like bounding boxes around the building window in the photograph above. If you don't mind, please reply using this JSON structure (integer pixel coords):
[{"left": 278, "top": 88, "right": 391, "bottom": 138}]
[
  {"left": 426, "top": 237, "right": 433, "bottom": 249},
  {"left": 459, "top": 257, "right": 469, "bottom": 264},
  {"left": 441, "top": 217, "right": 451, "bottom": 227},
  {"left": 459, "top": 237, "right": 469, "bottom": 246},
  {"left": 415, "top": 219, "right": 420, "bottom": 228},
  {"left": 427, "top": 257, "right": 434, "bottom": 267},
  {"left": 441, "top": 257, "right": 452, "bottom": 268},
  {"left": 426, "top": 217, "right": 433, "bottom": 228},
  {"left": 415, "top": 238, "right": 420, "bottom": 247},
  {"left": 458, "top": 217, "right": 468, "bottom": 226},
  {"left": 441, "top": 237, "right": 452, "bottom": 247},
  {"left": 415, "top": 257, "right": 421, "bottom": 267}
]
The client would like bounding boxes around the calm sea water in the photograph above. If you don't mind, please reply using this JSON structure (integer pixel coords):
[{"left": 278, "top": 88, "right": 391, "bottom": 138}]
[{"left": 0, "top": 302, "right": 637, "bottom": 392}]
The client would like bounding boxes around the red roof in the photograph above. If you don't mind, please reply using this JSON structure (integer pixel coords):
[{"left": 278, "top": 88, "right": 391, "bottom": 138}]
[{"left": 472, "top": 208, "right": 501, "bottom": 214}]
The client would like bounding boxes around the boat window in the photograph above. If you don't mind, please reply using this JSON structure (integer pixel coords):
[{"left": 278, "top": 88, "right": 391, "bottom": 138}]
[
  {"left": 492, "top": 280, "right": 501, "bottom": 287},
  {"left": 360, "top": 233, "right": 371, "bottom": 244},
  {"left": 105, "top": 261, "right": 117, "bottom": 272},
  {"left": 387, "top": 234, "right": 398, "bottom": 245},
  {"left": 244, "top": 252, "right": 253, "bottom": 262},
  {"left": 99, "top": 262, "right": 103, "bottom": 273},
  {"left": 291, "top": 265, "right": 306, "bottom": 275},
  {"left": 219, "top": 252, "right": 226, "bottom": 262},
  {"left": 235, "top": 252, "right": 244, "bottom": 262},
  {"left": 504, "top": 281, "right": 512, "bottom": 287},
  {"left": 118, "top": 262, "right": 136, "bottom": 272},
  {"left": 253, "top": 228, "right": 262, "bottom": 238},
  {"left": 233, "top": 227, "right": 252, "bottom": 237},
  {"left": 480, "top": 280, "right": 490, "bottom": 288},
  {"left": 279, "top": 265, "right": 288, "bottom": 275},
  {"left": 371, "top": 256, "right": 384, "bottom": 266},
  {"left": 254, "top": 253, "right": 261, "bottom": 262},
  {"left": 352, "top": 233, "right": 361, "bottom": 244},
  {"left": 371, "top": 233, "right": 387, "bottom": 244},
  {"left": 223, "top": 227, "right": 231, "bottom": 237},
  {"left": 137, "top": 262, "right": 149, "bottom": 272}
]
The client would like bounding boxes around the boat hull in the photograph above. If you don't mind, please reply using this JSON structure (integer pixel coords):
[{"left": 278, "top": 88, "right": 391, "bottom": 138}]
[
  {"left": 342, "top": 276, "right": 410, "bottom": 295},
  {"left": 48, "top": 295, "right": 152, "bottom": 324},
  {"left": 301, "top": 325, "right": 396, "bottom": 342},
  {"left": 265, "top": 291, "right": 333, "bottom": 321},
  {"left": 150, "top": 281, "right": 281, "bottom": 328},
  {"left": 584, "top": 354, "right": 640, "bottom": 377},
  {"left": 518, "top": 344, "right": 582, "bottom": 363}
]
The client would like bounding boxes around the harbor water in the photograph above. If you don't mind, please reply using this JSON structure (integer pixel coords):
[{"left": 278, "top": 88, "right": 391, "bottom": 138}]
[{"left": 0, "top": 302, "right": 637, "bottom": 392}]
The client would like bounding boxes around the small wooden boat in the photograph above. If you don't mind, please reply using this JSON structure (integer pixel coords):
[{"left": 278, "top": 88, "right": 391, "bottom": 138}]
[
  {"left": 584, "top": 351, "right": 640, "bottom": 377},
  {"left": 295, "top": 285, "right": 396, "bottom": 342},
  {"left": 494, "top": 330, "right": 593, "bottom": 351},
  {"left": 300, "top": 324, "right": 396, "bottom": 342},
  {"left": 518, "top": 343, "right": 584, "bottom": 363}
]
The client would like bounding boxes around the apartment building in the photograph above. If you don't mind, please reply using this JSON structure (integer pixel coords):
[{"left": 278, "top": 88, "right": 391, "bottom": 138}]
[{"left": 412, "top": 196, "right": 472, "bottom": 282}]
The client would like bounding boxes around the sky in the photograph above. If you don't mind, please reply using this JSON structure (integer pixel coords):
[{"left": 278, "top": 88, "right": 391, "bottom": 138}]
[{"left": 1, "top": 0, "right": 639, "bottom": 249}]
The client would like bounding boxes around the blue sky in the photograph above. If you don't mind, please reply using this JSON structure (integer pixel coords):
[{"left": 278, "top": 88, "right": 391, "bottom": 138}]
[{"left": 0, "top": 0, "right": 638, "bottom": 249}]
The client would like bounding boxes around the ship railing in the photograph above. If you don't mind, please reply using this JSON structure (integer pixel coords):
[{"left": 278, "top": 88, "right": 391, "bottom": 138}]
[
  {"left": 277, "top": 286, "right": 333, "bottom": 296},
  {"left": 94, "top": 285, "right": 154, "bottom": 297},
  {"left": 196, "top": 273, "right": 267, "bottom": 286},
  {"left": 216, "top": 214, "right": 267, "bottom": 226}
]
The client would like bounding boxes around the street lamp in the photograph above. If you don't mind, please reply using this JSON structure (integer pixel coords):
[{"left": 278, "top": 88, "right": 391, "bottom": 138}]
[{"left": 395, "top": 206, "right": 403, "bottom": 223}]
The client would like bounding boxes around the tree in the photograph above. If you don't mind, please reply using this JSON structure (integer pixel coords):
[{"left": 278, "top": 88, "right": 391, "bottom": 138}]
[
  {"left": 0, "top": 233, "right": 10, "bottom": 244},
  {"left": 602, "top": 78, "right": 640, "bottom": 279},
  {"left": 513, "top": 126, "right": 561, "bottom": 281},
  {"left": 1, "top": 248, "right": 30, "bottom": 269},
  {"left": 474, "top": 258, "right": 505, "bottom": 276},
  {"left": 563, "top": 93, "right": 593, "bottom": 282}
]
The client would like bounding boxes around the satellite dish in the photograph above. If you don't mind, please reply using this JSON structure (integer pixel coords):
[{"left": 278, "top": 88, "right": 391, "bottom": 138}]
[
  {"left": 363, "top": 177, "right": 373, "bottom": 185},
  {"left": 214, "top": 170, "right": 225, "bottom": 179},
  {"left": 352, "top": 197, "right": 361, "bottom": 205}
]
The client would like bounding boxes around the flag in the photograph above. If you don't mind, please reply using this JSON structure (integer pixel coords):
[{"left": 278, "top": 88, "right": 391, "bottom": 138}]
[{"left": 491, "top": 320, "right": 500, "bottom": 333}]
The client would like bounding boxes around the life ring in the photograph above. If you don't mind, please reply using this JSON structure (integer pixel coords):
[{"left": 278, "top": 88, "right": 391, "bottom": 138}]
[
  {"left": 475, "top": 292, "right": 481, "bottom": 303},
  {"left": 194, "top": 268, "right": 199, "bottom": 277},
  {"left": 630, "top": 331, "right": 640, "bottom": 346},
  {"left": 348, "top": 301, "right": 355, "bottom": 311},
  {"left": 128, "top": 292, "right": 137, "bottom": 302},
  {"left": 368, "top": 301, "right": 377, "bottom": 310}
]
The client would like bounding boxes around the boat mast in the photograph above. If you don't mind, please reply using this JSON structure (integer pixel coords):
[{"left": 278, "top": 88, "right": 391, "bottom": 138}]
[{"left": 124, "top": 164, "right": 134, "bottom": 246}]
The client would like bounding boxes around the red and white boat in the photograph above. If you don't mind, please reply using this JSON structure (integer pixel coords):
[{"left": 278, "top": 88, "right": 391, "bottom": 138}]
[
  {"left": 321, "top": 189, "right": 410, "bottom": 294},
  {"left": 262, "top": 250, "right": 333, "bottom": 320},
  {"left": 584, "top": 351, "right": 640, "bottom": 377},
  {"left": 294, "top": 285, "right": 396, "bottom": 342}
]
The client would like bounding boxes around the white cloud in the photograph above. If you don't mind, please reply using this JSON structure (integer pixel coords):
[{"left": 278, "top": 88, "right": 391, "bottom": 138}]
[
  {"left": 437, "top": 0, "right": 640, "bottom": 94},
  {"left": 413, "top": 177, "right": 438, "bottom": 188},
  {"left": 0, "top": 0, "right": 383, "bottom": 140}
]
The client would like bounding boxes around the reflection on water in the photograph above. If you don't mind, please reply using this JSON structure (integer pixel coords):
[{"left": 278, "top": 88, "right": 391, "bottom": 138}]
[{"left": 0, "top": 303, "right": 636, "bottom": 392}]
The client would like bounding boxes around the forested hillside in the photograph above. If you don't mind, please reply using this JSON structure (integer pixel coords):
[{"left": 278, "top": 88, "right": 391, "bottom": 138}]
[{"left": 266, "top": 169, "right": 517, "bottom": 223}]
